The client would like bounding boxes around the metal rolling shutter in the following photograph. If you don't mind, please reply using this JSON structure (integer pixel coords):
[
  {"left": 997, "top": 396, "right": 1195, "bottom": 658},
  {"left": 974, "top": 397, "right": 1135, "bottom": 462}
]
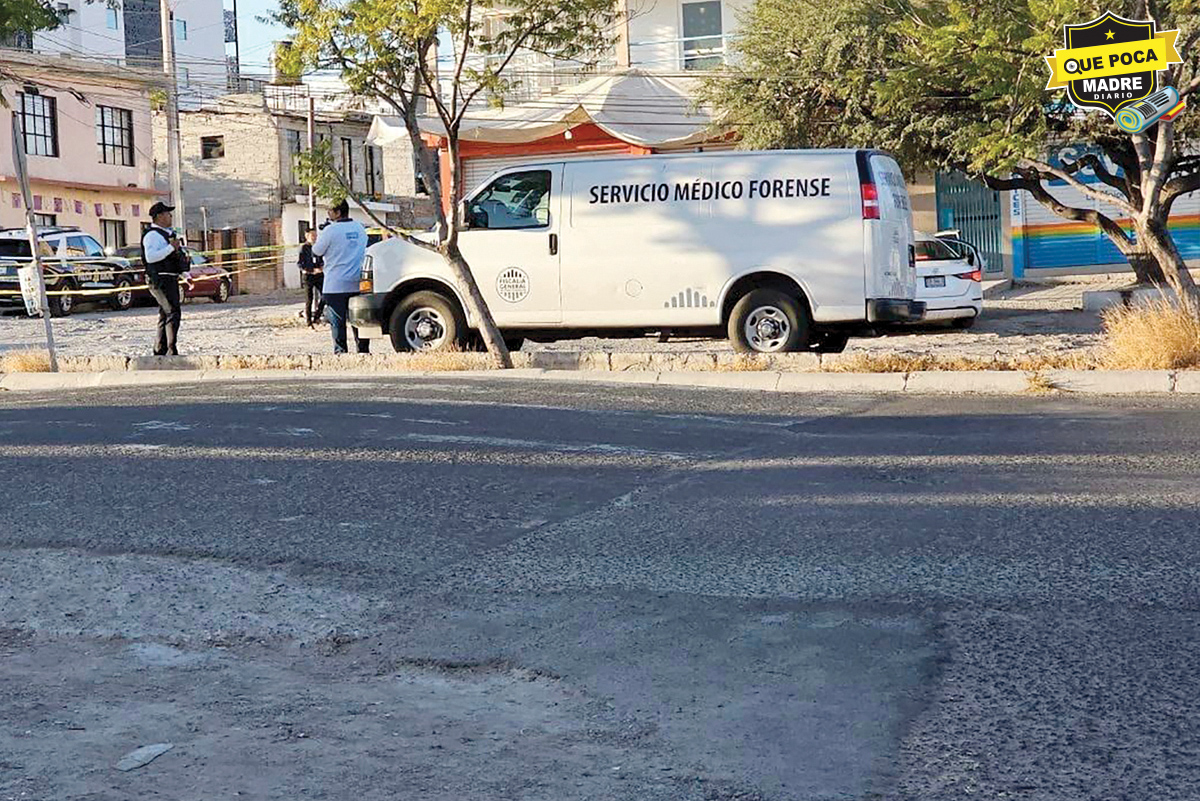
[{"left": 461, "top": 151, "right": 630, "bottom": 197}]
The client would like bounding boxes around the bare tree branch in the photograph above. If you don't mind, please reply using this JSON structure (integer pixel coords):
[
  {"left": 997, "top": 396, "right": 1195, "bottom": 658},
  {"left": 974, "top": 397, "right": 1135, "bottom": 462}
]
[
  {"left": 983, "top": 171, "right": 1134, "bottom": 250},
  {"left": 1018, "top": 158, "right": 1139, "bottom": 217}
]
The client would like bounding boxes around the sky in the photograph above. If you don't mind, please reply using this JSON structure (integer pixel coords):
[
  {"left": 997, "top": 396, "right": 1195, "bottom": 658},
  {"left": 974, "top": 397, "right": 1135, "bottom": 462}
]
[{"left": 229, "top": 0, "right": 289, "bottom": 74}]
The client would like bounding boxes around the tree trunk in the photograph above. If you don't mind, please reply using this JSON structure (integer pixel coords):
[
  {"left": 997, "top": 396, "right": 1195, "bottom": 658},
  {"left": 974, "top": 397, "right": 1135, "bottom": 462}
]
[
  {"left": 1127, "top": 251, "right": 1167, "bottom": 285},
  {"left": 1136, "top": 215, "right": 1199, "bottom": 310}
]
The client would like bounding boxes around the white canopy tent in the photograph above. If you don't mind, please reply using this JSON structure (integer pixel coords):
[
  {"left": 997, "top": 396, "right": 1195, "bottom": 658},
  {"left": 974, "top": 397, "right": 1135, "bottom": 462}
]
[{"left": 367, "top": 70, "right": 723, "bottom": 149}]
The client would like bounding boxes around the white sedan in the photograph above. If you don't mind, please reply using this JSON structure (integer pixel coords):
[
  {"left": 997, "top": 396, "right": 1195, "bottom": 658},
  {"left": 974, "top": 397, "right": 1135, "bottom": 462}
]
[{"left": 912, "top": 232, "right": 983, "bottom": 328}]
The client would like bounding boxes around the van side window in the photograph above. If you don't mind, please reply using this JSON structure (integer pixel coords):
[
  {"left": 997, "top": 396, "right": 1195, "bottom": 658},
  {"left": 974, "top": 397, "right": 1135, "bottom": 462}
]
[{"left": 468, "top": 170, "right": 551, "bottom": 230}]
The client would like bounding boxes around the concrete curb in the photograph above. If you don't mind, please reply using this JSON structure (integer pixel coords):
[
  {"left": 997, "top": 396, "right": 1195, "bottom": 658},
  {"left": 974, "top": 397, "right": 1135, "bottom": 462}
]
[{"left": 0, "top": 366, "right": 1192, "bottom": 395}]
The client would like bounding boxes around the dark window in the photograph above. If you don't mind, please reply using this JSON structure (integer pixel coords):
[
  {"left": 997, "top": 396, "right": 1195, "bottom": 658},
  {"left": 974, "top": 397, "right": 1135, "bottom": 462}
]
[
  {"left": 96, "top": 105, "right": 135, "bottom": 166},
  {"left": 467, "top": 170, "right": 552, "bottom": 230},
  {"left": 364, "top": 145, "right": 378, "bottom": 196},
  {"left": 100, "top": 219, "right": 127, "bottom": 248},
  {"left": 64, "top": 235, "right": 105, "bottom": 257},
  {"left": 341, "top": 137, "right": 354, "bottom": 184},
  {"left": 286, "top": 129, "right": 304, "bottom": 184},
  {"left": 682, "top": 1, "right": 724, "bottom": 70},
  {"left": 914, "top": 239, "right": 961, "bottom": 261},
  {"left": 32, "top": 213, "right": 57, "bottom": 227},
  {"left": 17, "top": 92, "right": 59, "bottom": 157},
  {"left": 201, "top": 135, "right": 225, "bottom": 159}
]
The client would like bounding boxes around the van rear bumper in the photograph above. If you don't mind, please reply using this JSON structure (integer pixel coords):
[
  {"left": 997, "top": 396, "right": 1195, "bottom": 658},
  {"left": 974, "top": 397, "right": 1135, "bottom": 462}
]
[{"left": 867, "top": 298, "right": 926, "bottom": 323}]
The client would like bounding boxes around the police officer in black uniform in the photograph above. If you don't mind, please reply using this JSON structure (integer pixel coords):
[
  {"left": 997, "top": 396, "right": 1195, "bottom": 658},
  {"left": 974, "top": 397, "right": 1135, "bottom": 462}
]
[{"left": 141, "top": 202, "right": 189, "bottom": 356}]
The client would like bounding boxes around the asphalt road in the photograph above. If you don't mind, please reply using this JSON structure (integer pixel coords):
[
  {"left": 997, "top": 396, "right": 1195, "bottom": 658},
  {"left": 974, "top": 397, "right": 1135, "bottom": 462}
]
[{"left": 2, "top": 378, "right": 1200, "bottom": 800}]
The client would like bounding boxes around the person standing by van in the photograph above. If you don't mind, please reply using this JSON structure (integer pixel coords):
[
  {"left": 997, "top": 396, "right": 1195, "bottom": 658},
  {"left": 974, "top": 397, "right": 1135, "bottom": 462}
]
[
  {"left": 141, "top": 201, "right": 189, "bottom": 356},
  {"left": 298, "top": 228, "right": 325, "bottom": 327},
  {"left": 312, "top": 199, "right": 369, "bottom": 354}
]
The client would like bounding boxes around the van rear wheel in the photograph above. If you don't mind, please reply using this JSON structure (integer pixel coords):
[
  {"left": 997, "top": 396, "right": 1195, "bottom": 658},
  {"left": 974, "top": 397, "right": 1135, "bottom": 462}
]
[
  {"left": 388, "top": 290, "right": 465, "bottom": 352},
  {"left": 728, "top": 288, "right": 809, "bottom": 353}
]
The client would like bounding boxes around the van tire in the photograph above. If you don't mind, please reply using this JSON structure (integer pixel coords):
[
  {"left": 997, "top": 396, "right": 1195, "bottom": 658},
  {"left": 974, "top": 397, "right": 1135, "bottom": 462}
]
[
  {"left": 727, "top": 288, "right": 809, "bottom": 353},
  {"left": 388, "top": 290, "right": 465, "bottom": 352},
  {"left": 951, "top": 315, "right": 976, "bottom": 329}
]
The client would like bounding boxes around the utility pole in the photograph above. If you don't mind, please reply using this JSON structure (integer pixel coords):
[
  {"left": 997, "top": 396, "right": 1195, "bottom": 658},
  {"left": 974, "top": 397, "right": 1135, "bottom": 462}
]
[
  {"left": 160, "top": 0, "right": 186, "bottom": 234},
  {"left": 231, "top": 0, "right": 241, "bottom": 90},
  {"left": 11, "top": 113, "right": 58, "bottom": 372},
  {"left": 307, "top": 93, "right": 316, "bottom": 229}
]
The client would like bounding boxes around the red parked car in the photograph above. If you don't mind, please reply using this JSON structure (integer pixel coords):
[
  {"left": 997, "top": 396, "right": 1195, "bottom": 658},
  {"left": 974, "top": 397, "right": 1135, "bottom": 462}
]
[{"left": 117, "top": 245, "right": 232, "bottom": 305}]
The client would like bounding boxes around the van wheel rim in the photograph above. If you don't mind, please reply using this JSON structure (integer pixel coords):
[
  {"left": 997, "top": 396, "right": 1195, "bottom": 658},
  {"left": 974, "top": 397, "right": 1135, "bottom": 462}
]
[
  {"left": 404, "top": 307, "right": 447, "bottom": 350},
  {"left": 60, "top": 293, "right": 73, "bottom": 313},
  {"left": 117, "top": 286, "right": 131, "bottom": 307},
  {"left": 745, "top": 306, "right": 790, "bottom": 352},
  {"left": 218, "top": 282, "right": 229, "bottom": 300}
]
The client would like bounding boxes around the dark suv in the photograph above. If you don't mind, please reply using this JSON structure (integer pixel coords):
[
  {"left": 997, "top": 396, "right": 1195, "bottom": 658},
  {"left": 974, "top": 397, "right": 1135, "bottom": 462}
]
[{"left": 0, "top": 227, "right": 137, "bottom": 316}]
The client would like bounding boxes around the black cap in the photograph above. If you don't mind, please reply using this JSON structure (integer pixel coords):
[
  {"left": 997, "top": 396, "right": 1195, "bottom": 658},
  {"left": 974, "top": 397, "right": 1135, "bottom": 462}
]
[{"left": 149, "top": 201, "right": 175, "bottom": 217}]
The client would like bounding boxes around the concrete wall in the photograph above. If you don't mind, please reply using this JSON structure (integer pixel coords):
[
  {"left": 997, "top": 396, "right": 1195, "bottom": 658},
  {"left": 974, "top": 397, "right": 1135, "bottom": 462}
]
[
  {"left": 168, "top": 107, "right": 284, "bottom": 239},
  {"left": 627, "top": 0, "right": 751, "bottom": 71},
  {"left": 173, "top": 0, "right": 228, "bottom": 107},
  {"left": 908, "top": 170, "right": 938, "bottom": 233}
]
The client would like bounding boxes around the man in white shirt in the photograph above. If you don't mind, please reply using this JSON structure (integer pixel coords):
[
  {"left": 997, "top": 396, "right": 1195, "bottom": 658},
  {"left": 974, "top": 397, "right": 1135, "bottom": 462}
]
[
  {"left": 312, "top": 199, "right": 370, "bottom": 353},
  {"left": 141, "top": 201, "right": 189, "bottom": 356}
]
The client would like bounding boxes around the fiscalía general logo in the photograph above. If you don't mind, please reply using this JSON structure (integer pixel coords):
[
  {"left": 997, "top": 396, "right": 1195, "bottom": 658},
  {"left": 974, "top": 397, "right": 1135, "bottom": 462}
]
[{"left": 1045, "top": 11, "right": 1185, "bottom": 132}]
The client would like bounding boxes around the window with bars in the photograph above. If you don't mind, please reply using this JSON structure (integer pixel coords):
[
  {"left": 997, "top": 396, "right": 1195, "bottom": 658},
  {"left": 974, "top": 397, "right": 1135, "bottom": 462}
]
[
  {"left": 17, "top": 92, "right": 59, "bottom": 157},
  {"left": 33, "top": 213, "right": 57, "bottom": 227},
  {"left": 96, "top": 105, "right": 135, "bottom": 166},
  {"left": 100, "top": 219, "right": 127, "bottom": 248}
]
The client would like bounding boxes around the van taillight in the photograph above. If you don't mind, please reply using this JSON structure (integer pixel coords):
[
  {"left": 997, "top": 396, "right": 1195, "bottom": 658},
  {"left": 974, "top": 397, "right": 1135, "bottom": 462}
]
[
  {"left": 861, "top": 182, "right": 880, "bottom": 220},
  {"left": 954, "top": 269, "right": 983, "bottom": 282}
]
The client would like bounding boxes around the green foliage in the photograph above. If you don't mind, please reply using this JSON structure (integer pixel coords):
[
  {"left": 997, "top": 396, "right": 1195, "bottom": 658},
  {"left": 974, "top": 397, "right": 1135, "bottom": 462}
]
[
  {"left": 294, "top": 140, "right": 346, "bottom": 206},
  {"left": 0, "top": 0, "right": 63, "bottom": 41},
  {"left": 706, "top": 0, "right": 1200, "bottom": 177}
]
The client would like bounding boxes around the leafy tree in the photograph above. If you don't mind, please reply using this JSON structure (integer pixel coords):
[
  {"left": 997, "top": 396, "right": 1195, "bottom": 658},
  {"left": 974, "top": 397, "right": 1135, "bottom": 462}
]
[
  {"left": 0, "top": 0, "right": 61, "bottom": 44},
  {"left": 704, "top": 0, "right": 1200, "bottom": 297},
  {"left": 276, "top": 0, "right": 617, "bottom": 366}
]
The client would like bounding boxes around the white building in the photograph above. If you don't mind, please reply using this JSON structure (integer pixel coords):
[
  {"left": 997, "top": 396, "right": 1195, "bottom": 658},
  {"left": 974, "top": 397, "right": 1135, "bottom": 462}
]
[{"left": 21, "top": 0, "right": 228, "bottom": 108}]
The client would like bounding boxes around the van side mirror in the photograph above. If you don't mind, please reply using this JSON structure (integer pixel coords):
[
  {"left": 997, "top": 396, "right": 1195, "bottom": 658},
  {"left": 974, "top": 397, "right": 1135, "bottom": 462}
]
[
  {"left": 459, "top": 199, "right": 471, "bottom": 229},
  {"left": 103, "top": 245, "right": 117, "bottom": 257},
  {"left": 534, "top": 207, "right": 549, "bottom": 226}
]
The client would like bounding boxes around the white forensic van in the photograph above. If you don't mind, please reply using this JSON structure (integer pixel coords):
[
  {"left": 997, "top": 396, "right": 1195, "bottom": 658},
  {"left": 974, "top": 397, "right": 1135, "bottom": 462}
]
[{"left": 349, "top": 149, "right": 923, "bottom": 353}]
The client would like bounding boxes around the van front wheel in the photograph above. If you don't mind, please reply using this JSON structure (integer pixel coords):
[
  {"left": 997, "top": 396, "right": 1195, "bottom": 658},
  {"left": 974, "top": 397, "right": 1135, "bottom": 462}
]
[
  {"left": 728, "top": 288, "right": 809, "bottom": 353},
  {"left": 388, "top": 290, "right": 465, "bottom": 352}
]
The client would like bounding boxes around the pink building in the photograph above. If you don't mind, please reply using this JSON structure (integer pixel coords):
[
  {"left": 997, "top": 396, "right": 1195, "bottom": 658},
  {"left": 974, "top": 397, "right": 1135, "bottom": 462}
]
[{"left": 0, "top": 50, "right": 163, "bottom": 249}]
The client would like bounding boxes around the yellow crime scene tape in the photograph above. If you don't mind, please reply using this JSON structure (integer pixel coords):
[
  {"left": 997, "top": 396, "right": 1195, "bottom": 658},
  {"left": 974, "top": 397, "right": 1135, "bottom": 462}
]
[
  {"left": 0, "top": 247, "right": 287, "bottom": 298},
  {"left": 1, "top": 227, "right": 420, "bottom": 298}
]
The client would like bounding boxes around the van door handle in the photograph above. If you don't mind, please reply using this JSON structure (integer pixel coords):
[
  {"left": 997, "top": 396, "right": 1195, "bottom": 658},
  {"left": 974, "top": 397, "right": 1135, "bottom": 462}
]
[{"left": 549, "top": 233, "right": 558, "bottom": 256}]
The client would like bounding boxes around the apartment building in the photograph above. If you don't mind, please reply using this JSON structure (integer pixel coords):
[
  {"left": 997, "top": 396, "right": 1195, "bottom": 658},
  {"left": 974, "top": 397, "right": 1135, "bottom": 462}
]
[
  {"left": 23, "top": 0, "right": 227, "bottom": 108},
  {"left": 0, "top": 51, "right": 162, "bottom": 248}
]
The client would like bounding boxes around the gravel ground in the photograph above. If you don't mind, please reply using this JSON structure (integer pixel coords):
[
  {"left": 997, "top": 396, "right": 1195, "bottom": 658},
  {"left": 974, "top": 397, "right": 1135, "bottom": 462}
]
[{"left": 0, "top": 280, "right": 1115, "bottom": 361}]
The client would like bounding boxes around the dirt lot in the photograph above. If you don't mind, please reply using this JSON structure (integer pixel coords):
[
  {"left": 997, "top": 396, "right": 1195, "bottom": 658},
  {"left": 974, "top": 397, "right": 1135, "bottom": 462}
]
[{"left": 0, "top": 280, "right": 1111, "bottom": 362}]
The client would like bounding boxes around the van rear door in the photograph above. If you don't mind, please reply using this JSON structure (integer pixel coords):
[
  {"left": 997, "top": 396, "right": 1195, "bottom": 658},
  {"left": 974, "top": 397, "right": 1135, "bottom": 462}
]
[{"left": 859, "top": 151, "right": 920, "bottom": 321}]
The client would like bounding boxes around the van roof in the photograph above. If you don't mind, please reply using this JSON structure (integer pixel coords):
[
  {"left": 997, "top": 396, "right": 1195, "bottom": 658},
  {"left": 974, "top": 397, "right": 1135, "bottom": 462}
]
[{"left": 482, "top": 148, "right": 889, "bottom": 172}]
